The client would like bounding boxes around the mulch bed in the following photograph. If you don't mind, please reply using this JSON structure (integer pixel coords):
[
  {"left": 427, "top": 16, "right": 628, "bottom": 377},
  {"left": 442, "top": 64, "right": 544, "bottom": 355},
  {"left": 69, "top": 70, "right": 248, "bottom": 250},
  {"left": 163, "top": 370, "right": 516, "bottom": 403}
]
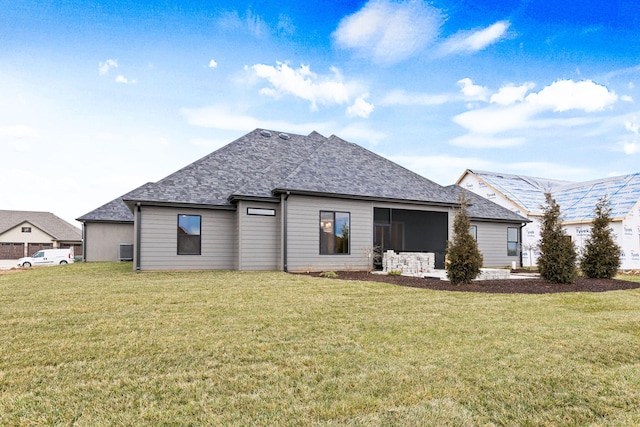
[{"left": 300, "top": 271, "right": 640, "bottom": 294}]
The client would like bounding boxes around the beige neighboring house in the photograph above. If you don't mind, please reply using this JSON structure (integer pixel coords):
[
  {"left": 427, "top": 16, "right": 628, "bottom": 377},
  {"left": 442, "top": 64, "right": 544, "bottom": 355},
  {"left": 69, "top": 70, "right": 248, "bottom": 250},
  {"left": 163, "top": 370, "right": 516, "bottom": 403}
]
[{"left": 0, "top": 210, "right": 82, "bottom": 259}]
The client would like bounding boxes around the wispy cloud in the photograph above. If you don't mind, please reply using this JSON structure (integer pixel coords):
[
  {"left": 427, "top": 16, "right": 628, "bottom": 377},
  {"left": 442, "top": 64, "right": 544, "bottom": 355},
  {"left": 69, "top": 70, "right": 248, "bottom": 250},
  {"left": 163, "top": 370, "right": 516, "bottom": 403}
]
[
  {"left": 98, "top": 59, "right": 118, "bottom": 75},
  {"left": 438, "top": 21, "right": 510, "bottom": 55},
  {"left": 246, "top": 62, "right": 371, "bottom": 116},
  {"left": 217, "top": 9, "right": 271, "bottom": 38},
  {"left": 333, "top": 0, "right": 443, "bottom": 64}
]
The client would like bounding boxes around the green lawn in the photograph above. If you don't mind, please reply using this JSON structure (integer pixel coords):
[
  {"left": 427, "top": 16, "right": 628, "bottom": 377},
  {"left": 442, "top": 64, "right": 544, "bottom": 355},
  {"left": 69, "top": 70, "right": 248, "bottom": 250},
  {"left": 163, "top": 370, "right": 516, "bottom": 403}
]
[{"left": 1, "top": 263, "right": 639, "bottom": 426}]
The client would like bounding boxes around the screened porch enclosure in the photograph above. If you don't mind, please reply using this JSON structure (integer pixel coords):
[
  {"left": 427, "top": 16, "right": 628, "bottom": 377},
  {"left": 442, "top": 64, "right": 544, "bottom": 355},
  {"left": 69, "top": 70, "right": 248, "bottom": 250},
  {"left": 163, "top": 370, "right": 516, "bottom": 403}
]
[{"left": 373, "top": 207, "right": 448, "bottom": 269}]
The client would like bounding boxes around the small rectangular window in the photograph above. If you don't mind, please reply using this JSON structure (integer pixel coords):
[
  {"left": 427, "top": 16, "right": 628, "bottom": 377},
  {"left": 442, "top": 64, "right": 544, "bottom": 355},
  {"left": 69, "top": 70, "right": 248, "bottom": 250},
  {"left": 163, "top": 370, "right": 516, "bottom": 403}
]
[
  {"left": 470, "top": 225, "right": 477, "bottom": 241},
  {"left": 22, "top": 227, "right": 31, "bottom": 233},
  {"left": 177, "top": 215, "right": 201, "bottom": 255},
  {"left": 320, "top": 211, "right": 350, "bottom": 254},
  {"left": 507, "top": 227, "right": 518, "bottom": 256},
  {"left": 247, "top": 208, "right": 276, "bottom": 216}
]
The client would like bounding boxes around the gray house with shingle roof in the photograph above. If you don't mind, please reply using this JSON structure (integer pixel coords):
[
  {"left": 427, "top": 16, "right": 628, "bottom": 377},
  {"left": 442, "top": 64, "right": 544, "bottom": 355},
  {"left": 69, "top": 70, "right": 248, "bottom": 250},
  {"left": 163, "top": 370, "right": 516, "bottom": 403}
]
[
  {"left": 0, "top": 210, "right": 82, "bottom": 259},
  {"left": 78, "top": 129, "right": 528, "bottom": 270}
]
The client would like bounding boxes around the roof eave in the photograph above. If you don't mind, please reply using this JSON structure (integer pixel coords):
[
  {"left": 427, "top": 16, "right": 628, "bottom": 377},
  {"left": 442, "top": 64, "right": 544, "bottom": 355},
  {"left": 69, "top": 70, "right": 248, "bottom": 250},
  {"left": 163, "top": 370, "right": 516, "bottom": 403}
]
[
  {"left": 122, "top": 199, "right": 237, "bottom": 211},
  {"left": 272, "top": 188, "right": 458, "bottom": 207},
  {"left": 227, "top": 194, "right": 281, "bottom": 204},
  {"left": 470, "top": 217, "right": 531, "bottom": 224}
]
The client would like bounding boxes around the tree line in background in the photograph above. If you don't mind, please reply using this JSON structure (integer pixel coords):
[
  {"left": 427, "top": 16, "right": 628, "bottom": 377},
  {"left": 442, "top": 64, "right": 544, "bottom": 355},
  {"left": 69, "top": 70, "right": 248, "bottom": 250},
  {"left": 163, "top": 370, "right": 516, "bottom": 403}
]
[{"left": 446, "top": 193, "right": 621, "bottom": 285}]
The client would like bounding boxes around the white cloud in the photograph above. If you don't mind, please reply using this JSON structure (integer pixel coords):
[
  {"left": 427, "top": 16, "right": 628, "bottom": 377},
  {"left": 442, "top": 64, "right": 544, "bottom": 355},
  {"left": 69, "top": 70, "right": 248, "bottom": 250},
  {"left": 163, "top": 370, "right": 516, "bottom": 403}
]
[
  {"left": 490, "top": 82, "right": 535, "bottom": 106},
  {"left": 347, "top": 96, "right": 374, "bottom": 118},
  {"left": 115, "top": 75, "right": 136, "bottom": 84},
  {"left": 457, "top": 78, "right": 490, "bottom": 102},
  {"left": 621, "top": 95, "right": 633, "bottom": 102},
  {"left": 333, "top": 0, "right": 443, "bottom": 64},
  {"left": 380, "top": 89, "right": 452, "bottom": 106},
  {"left": 525, "top": 79, "right": 617, "bottom": 112},
  {"left": 98, "top": 59, "right": 118, "bottom": 76},
  {"left": 439, "top": 21, "right": 510, "bottom": 55},
  {"left": 208, "top": 59, "right": 218, "bottom": 68},
  {"left": 625, "top": 117, "right": 639, "bottom": 134},
  {"left": 247, "top": 62, "right": 369, "bottom": 115},
  {"left": 451, "top": 79, "right": 619, "bottom": 148}
]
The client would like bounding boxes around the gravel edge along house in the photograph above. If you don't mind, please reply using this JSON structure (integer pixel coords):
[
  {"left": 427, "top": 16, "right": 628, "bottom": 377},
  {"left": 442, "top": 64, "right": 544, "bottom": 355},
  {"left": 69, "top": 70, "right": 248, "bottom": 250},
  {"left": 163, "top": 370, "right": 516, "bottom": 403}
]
[
  {"left": 78, "top": 129, "right": 528, "bottom": 272},
  {"left": 458, "top": 169, "right": 640, "bottom": 269}
]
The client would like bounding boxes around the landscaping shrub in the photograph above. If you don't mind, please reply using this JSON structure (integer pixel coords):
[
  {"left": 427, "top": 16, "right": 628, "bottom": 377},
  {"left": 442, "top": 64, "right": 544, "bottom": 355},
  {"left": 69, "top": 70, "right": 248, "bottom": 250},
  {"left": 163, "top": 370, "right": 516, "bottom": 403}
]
[
  {"left": 446, "top": 194, "right": 483, "bottom": 285},
  {"left": 580, "top": 197, "right": 621, "bottom": 279},
  {"left": 538, "top": 193, "right": 577, "bottom": 284}
]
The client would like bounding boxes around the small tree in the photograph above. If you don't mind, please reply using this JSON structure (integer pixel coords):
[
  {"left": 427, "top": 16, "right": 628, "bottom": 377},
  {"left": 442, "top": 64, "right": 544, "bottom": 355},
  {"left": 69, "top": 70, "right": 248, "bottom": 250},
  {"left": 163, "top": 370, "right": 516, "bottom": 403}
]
[
  {"left": 446, "top": 194, "right": 483, "bottom": 285},
  {"left": 580, "top": 196, "right": 621, "bottom": 278},
  {"left": 538, "top": 193, "right": 577, "bottom": 283}
]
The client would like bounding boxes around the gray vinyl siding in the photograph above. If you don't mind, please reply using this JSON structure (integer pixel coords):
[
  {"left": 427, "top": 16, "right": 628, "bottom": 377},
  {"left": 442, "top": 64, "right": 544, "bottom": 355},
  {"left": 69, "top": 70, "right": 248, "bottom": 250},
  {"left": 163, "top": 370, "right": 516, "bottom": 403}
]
[
  {"left": 473, "top": 221, "right": 521, "bottom": 267},
  {"left": 237, "top": 201, "right": 280, "bottom": 270},
  {"left": 138, "top": 206, "right": 235, "bottom": 270},
  {"left": 286, "top": 195, "right": 373, "bottom": 272},
  {"left": 84, "top": 222, "right": 133, "bottom": 261}
]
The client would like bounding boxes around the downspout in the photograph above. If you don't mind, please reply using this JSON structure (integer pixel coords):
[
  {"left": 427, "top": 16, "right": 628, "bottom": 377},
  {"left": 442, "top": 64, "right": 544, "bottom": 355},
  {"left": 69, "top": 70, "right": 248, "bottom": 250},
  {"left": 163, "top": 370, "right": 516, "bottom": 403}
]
[
  {"left": 135, "top": 203, "right": 142, "bottom": 271},
  {"left": 283, "top": 191, "right": 290, "bottom": 272},
  {"left": 81, "top": 222, "right": 86, "bottom": 261},
  {"left": 518, "top": 222, "right": 526, "bottom": 268}
]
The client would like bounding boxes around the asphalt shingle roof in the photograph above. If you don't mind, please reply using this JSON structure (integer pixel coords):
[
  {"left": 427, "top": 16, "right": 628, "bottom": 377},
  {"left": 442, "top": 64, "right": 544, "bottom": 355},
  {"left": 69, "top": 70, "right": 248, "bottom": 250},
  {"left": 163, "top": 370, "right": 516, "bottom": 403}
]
[
  {"left": 0, "top": 210, "right": 82, "bottom": 241},
  {"left": 79, "top": 129, "right": 528, "bottom": 224},
  {"left": 446, "top": 185, "right": 531, "bottom": 223},
  {"left": 76, "top": 183, "right": 153, "bottom": 222},
  {"left": 124, "top": 129, "right": 457, "bottom": 206}
]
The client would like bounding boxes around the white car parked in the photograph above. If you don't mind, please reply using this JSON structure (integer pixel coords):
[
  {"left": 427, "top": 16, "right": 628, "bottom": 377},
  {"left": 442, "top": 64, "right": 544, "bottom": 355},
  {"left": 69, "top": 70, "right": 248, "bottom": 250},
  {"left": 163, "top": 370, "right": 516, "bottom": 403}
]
[{"left": 17, "top": 249, "right": 75, "bottom": 267}]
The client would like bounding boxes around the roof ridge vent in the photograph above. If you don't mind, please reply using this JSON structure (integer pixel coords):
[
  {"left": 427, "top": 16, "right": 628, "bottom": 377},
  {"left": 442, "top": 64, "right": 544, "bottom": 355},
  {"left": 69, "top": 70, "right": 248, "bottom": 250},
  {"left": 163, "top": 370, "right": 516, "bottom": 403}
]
[
  {"left": 260, "top": 130, "right": 272, "bottom": 137},
  {"left": 278, "top": 132, "right": 290, "bottom": 140}
]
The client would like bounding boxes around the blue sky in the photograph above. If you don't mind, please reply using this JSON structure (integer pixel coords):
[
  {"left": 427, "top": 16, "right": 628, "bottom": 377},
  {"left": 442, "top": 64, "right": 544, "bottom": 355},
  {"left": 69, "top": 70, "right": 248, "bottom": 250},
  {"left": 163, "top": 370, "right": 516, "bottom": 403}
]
[{"left": 3, "top": 0, "right": 640, "bottom": 226}]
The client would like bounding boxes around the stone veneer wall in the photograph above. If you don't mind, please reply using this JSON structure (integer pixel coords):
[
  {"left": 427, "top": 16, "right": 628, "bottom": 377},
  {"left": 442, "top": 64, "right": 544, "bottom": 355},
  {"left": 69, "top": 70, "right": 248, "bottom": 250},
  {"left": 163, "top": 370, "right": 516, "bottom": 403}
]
[{"left": 382, "top": 251, "right": 435, "bottom": 275}]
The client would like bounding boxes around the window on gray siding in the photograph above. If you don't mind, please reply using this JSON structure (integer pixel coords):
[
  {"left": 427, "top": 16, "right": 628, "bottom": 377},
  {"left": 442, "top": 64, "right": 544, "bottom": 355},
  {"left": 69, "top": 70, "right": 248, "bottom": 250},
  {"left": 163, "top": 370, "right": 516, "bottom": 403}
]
[
  {"left": 178, "top": 215, "right": 201, "bottom": 255},
  {"left": 470, "top": 225, "right": 477, "bottom": 241},
  {"left": 507, "top": 227, "right": 518, "bottom": 256},
  {"left": 320, "top": 211, "right": 350, "bottom": 254}
]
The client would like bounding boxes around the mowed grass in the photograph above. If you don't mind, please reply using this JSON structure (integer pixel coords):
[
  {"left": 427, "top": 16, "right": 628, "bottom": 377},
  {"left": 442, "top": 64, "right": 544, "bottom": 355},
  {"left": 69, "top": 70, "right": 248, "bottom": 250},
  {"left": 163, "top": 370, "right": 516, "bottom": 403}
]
[{"left": 1, "top": 263, "right": 640, "bottom": 426}]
